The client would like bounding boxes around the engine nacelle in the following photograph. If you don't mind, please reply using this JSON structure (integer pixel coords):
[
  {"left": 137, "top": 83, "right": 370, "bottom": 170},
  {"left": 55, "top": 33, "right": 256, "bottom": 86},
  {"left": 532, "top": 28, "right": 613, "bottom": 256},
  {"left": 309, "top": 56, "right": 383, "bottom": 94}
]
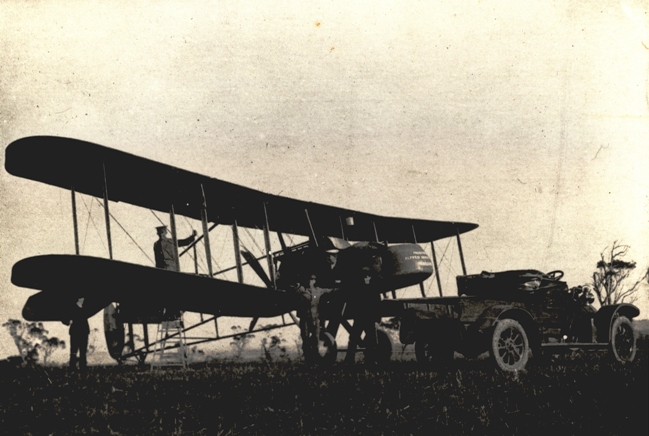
[
  {"left": 335, "top": 242, "right": 433, "bottom": 292},
  {"left": 276, "top": 241, "right": 433, "bottom": 293},
  {"left": 380, "top": 243, "right": 434, "bottom": 290}
]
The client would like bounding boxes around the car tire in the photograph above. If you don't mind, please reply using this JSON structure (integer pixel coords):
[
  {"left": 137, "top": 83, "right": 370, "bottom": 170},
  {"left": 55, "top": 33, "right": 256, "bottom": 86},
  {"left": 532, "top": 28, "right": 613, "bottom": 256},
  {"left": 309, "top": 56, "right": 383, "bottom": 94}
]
[
  {"left": 610, "top": 316, "right": 636, "bottom": 364},
  {"left": 491, "top": 318, "right": 530, "bottom": 372}
]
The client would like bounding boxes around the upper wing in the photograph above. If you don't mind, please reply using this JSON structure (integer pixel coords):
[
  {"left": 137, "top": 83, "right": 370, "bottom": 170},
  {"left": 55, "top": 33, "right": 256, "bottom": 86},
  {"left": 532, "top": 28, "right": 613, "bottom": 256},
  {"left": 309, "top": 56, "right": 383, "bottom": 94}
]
[
  {"left": 13, "top": 255, "right": 295, "bottom": 321},
  {"left": 5, "top": 136, "right": 478, "bottom": 243}
]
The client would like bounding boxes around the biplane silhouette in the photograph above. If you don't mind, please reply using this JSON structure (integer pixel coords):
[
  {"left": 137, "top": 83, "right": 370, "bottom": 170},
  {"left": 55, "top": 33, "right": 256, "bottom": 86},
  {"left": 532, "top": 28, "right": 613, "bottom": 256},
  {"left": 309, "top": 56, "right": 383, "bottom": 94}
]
[{"left": 6, "top": 136, "right": 478, "bottom": 364}]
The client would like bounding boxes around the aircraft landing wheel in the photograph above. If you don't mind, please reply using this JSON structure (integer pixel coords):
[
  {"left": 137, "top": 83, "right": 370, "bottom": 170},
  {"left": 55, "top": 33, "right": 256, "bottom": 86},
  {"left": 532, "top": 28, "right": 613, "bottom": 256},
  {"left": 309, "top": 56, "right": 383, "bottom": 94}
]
[
  {"left": 319, "top": 332, "right": 338, "bottom": 365},
  {"left": 304, "top": 332, "right": 337, "bottom": 366},
  {"left": 136, "top": 351, "right": 148, "bottom": 367},
  {"left": 104, "top": 304, "right": 125, "bottom": 362}
]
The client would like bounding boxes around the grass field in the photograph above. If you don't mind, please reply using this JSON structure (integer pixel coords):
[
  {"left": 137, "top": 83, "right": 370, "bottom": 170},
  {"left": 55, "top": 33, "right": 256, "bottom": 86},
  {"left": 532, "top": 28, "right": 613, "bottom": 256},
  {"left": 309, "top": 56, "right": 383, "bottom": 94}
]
[{"left": 1, "top": 340, "right": 647, "bottom": 436}]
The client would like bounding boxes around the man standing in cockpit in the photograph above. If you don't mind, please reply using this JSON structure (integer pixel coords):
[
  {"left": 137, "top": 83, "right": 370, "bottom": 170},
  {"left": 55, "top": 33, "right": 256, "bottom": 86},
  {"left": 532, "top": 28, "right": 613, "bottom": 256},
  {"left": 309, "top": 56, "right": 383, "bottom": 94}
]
[{"left": 153, "top": 225, "right": 197, "bottom": 271}]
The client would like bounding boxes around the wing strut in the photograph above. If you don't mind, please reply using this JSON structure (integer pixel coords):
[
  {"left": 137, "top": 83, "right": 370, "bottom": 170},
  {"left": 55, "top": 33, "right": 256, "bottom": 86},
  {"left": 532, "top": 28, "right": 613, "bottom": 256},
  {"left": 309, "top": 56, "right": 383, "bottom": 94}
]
[
  {"left": 277, "top": 232, "right": 288, "bottom": 252},
  {"left": 200, "top": 184, "right": 214, "bottom": 276},
  {"left": 96, "top": 198, "right": 155, "bottom": 265},
  {"left": 232, "top": 220, "right": 244, "bottom": 283},
  {"left": 170, "top": 204, "right": 180, "bottom": 270},
  {"left": 71, "top": 188, "right": 80, "bottom": 255},
  {"left": 412, "top": 225, "right": 426, "bottom": 298},
  {"left": 262, "top": 202, "right": 276, "bottom": 286},
  {"left": 179, "top": 222, "right": 218, "bottom": 257},
  {"left": 456, "top": 229, "right": 467, "bottom": 275},
  {"left": 304, "top": 209, "right": 318, "bottom": 247},
  {"left": 102, "top": 162, "right": 113, "bottom": 259},
  {"left": 430, "top": 241, "right": 443, "bottom": 296}
]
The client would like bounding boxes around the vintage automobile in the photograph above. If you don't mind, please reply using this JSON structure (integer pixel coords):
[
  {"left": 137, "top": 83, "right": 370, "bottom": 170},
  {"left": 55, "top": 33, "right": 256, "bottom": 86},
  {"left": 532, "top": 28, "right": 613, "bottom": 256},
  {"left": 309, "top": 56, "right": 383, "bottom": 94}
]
[{"left": 384, "top": 269, "right": 640, "bottom": 371}]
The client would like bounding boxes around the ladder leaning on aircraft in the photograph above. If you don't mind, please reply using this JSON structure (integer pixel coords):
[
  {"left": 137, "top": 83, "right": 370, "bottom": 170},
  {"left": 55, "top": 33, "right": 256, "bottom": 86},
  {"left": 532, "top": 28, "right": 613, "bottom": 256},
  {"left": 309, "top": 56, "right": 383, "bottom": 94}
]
[{"left": 5, "top": 136, "right": 478, "bottom": 365}]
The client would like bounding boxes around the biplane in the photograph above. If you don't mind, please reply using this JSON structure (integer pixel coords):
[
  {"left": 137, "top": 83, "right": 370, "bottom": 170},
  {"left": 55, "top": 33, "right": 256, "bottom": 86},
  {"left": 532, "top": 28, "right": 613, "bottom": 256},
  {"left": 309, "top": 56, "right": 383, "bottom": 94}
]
[{"left": 5, "top": 136, "right": 478, "bottom": 365}]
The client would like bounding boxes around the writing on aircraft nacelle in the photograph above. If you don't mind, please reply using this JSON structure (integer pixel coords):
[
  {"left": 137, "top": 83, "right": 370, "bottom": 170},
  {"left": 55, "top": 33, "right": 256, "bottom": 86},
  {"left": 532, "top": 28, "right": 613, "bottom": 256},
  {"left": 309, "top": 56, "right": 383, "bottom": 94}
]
[{"left": 276, "top": 239, "right": 433, "bottom": 294}]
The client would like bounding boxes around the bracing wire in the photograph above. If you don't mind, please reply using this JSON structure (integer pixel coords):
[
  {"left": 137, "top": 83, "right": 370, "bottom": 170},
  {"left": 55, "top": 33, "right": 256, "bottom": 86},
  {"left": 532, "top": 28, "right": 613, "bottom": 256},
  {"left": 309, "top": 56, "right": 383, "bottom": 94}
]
[
  {"left": 187, "top": 235, "right": 209, "bottom": 275},
  {"left": 186, "top": 216, "right": 223, "bottom": 276},
  {"left": 426, "top": 241, "right": 436, "bottom": 293},
  {"left": 150, "top": 209, "right": 207, "bottom": 272},
  {"left": 438, "top": 237, "right": 453, "bottom": 267},
  {"left": 212, "top": 258, "right": 226, "bottom": 278},
  {"left": 242, "top": 227, "right": 264, "bottom": 256},
  {"left": 198, "top": 251, "right": 210, "bottom": 274},
  {"left": 216, "top": 227, "right": 228, "bottom": 262},
  {"left": 426, "top": 245, "right": 435, "bottom": 293},
  {"left": 79, "top": 195, "right": 107, "bottom": 252},
  {"left": 150, "top": 209, "right": 226, "bottom": 276},
  {"left": 149, "top": 209, "right": 166, "bottom": 226},
  {"left": 180, "top": 215, "right": 194, "bottom": 231},
  {"left": 425, "top": 239, "right": 453, "bottom": 295},
  {"left": 211, "top": 227, "right": 237, "bottom": 280},
  {"left": 211, "top": 242, "right": 227, "bottom": 278},
  {"left": 80, "top": 195, "right": 94, "bottom": 252},
  {"left": 443, "top": 241, "right": 457, "bottom": 292},
  {"left": 175, "top": 214, "right": 224, "bottom": 277},
  {"left": 183, "top": 215, "right": 228, "bottom": 276},
  {"left": 179, "top": 214, "right": 200, "bottom": 266},
  {"left": 94, "top": 198, "right": 155, "bottom": 265}
]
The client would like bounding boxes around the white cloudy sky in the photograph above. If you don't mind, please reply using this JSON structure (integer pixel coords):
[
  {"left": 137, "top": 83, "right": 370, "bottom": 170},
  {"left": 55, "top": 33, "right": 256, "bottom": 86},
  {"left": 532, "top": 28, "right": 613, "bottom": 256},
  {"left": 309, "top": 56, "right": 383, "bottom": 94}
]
[{"left": 1, "top": 0, "right": 648, "bottom": 360}]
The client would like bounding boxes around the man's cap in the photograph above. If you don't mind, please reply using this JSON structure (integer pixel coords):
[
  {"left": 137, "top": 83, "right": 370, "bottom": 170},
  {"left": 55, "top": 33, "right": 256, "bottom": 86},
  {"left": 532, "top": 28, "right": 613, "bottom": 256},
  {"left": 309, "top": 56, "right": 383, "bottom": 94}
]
[{"left": 156, "top": 225, "right": 168, "bottom": 232}]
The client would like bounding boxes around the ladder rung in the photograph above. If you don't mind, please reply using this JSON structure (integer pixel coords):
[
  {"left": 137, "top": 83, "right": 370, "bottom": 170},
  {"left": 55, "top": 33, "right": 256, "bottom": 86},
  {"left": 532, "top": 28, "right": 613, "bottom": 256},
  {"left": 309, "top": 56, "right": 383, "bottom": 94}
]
[{"left": 151, "top": 315, "right": 187, "bottom": 369}]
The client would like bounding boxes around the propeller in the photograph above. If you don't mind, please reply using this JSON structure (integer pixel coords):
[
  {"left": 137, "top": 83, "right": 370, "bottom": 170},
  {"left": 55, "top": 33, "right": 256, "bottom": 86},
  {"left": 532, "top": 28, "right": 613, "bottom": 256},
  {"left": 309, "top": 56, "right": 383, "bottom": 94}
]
[{"left": 241, "top": 249, "right": 274, "bottom": 289}]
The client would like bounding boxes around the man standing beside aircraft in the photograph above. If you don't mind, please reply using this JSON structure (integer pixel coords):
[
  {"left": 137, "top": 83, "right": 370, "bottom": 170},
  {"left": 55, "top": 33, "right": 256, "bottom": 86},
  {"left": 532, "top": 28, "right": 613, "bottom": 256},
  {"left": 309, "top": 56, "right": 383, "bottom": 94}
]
[
  {"left": 342, "top": 243, "right": 384, "bottom": 364},
  {"left": 282, "top": 238, "right": 345, "bottom": 360},
  {"left": 299, "top": 247, "right": 340, "bottom": 344},
  {"left": 153, "top": 225, "right": 197, "bottom": 271},
  {"left": 68, "top": 297, "right": 89, "bottom": 374}
]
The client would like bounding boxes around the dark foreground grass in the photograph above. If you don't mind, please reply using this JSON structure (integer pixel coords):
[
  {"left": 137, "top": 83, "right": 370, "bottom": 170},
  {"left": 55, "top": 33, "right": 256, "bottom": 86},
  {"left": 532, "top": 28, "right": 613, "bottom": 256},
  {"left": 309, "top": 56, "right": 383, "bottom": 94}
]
[{"left": 1, "top": 342, "right": 647, "bottom": 435}]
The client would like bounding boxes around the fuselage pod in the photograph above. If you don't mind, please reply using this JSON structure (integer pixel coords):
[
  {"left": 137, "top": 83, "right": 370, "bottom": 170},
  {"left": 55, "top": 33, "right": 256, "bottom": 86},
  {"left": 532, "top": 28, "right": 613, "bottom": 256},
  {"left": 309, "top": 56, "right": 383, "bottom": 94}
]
[{"left": 380, "top": 243, "right": 434, "bottom": 291}]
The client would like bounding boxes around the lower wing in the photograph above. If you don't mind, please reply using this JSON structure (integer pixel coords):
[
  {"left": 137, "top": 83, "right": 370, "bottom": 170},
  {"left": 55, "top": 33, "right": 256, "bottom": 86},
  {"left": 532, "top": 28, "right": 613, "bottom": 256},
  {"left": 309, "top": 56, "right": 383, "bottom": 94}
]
[{"left": 11, "top": 255, "right": 296, "bottom": 321}]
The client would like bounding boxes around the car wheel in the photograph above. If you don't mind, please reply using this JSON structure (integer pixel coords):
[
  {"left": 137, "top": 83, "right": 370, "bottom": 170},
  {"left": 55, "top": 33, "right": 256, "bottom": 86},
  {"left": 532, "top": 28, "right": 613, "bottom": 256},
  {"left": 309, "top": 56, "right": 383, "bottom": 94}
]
[
  {"left": 610, "top": 316, "right": 636, "bottom": 364},
  {"left": 491, "top": 319, "right": 530, "bottom": 372}
]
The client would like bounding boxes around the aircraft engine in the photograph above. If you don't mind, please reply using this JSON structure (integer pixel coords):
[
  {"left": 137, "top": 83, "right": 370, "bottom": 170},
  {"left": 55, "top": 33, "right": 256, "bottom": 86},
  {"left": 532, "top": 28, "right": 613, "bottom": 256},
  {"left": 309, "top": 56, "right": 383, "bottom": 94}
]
[
  {"left": 380, "top": 243, "right": 434, "bottom": 291},
  {"left": 275, "top": 241, "right": 433, "bottom": 294},
  {"left": 335, "top": 242, "right": 433, "bottom": 292}
]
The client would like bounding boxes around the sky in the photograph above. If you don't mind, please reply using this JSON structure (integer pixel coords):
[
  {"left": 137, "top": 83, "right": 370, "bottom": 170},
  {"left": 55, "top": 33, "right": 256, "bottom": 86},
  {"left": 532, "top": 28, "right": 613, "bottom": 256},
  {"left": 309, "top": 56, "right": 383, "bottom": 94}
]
[{"left": 1, "top": 0, "right": 648, "bottom": 361}]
